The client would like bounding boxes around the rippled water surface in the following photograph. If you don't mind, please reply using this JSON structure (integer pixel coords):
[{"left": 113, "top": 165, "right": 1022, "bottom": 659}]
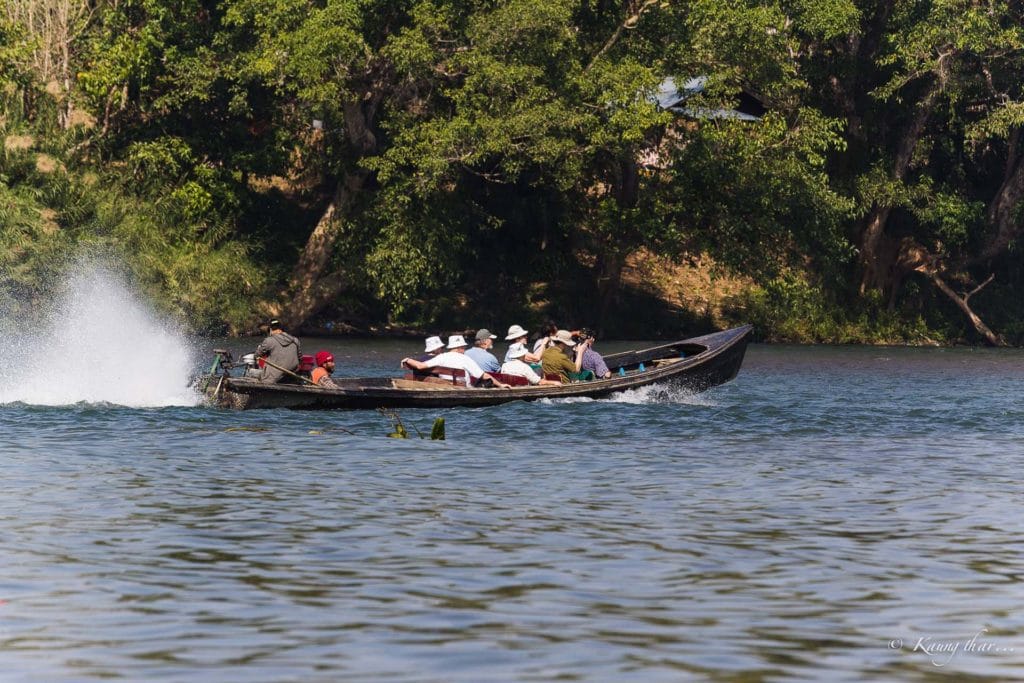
[{"left": 4, "top": 341, "right": 1024, "bottom": 682}]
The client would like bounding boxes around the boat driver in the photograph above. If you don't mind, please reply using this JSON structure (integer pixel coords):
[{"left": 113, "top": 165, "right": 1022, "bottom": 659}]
[{"left": 255, "top": 319, "right": 302, "bottom": 383}]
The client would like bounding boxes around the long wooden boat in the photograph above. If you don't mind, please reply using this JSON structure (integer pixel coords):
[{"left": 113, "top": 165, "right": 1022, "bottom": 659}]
[{"left": 198, "top": 325, "right": 752, "bottom": 410}]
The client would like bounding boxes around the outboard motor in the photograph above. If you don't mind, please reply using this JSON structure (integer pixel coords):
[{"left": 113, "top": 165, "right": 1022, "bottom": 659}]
[{"left": 241, "top": 353, "right": 261, "bottom": 378}]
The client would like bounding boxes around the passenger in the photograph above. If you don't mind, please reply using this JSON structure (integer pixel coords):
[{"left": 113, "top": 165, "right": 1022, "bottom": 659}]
[
  {"left": 465, "top": 329, "right": 501, "bottom": 373},
  {"left": 504, "top": 324, "right": 542, "bottom": 364},
  {"left": 541, "top": 329, "right": 586, "bottom": 383},
  {"left": 575, "top": 328, "right": 611, "bottom": 379},
  {"left": 311, "top": 351, "right": 337, "bottom": 387},
  {"left": 255, "top": 319, "right": 301, "bottom": 383},
  {"left": 401, "top": 335, "right": 512, "bottom": 388},
  {"left": 501, "top": 344, "right": 561, "bottom": 386},
  {"left": 416, "top": 335, "right": 445, "bottom": 362},
  {"left": 532, "top": 320, "right": 559, "bottom": 356}
]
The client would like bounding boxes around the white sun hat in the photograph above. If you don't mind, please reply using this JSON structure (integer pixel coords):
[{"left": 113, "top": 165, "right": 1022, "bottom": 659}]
[
  {"left": 505, "top": 324, "right": 529, "bottom": 340},
  {"left": 507, "top": 343, "right": 528, "bottom": 359},
  {"left": 447, "top": 334, "right": 469, "bottom": 349}
]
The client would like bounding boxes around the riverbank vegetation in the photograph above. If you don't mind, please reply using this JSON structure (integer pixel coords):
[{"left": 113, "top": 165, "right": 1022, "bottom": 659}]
[{"left": 3, "top": 0, "right": 1024, "bottom": 344}]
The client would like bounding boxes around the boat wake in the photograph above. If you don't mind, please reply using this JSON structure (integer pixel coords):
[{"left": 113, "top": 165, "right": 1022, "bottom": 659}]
[
  {"left": 605, "top": 383, "right": 718, "bottom": 406},
  {"left": 538, "top": 395, "right": 595, "bottom": 405},
  {"left": 0, "top": 261, "right": 201, "bottom": 408},
  {"left": 538, "top": 383, "right": 718, "bottom": 406}
]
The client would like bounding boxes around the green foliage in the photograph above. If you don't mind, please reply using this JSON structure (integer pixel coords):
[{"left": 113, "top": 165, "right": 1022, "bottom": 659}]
[
  {"left": 126, "top": 137, "right": 195, "bottom": 184},
  {"left": 362, "top": 193, "right": 467, "bottom": 313},
  {"left": 966, "top": 101, "right": 1024, "bottom": 143},
  {"left": 86, "top": 182, "right": 265, "bottom": 332},
  {"left": 224, "top": 0, "right": 367, "bottom": 107},
  {"left": 129, "top": 133, "right": 243, "bottom": 214},
  {"left": 0, "top": 182, "right": 62, "bottom": 313},
  {"left": 789, "top": 0, "right": 861, "bottom": 41},
  {"left": 7, "top": 0, "right": 1024, "bottom": 344},
  {"left": 911, "top": 188, "right": 984, "bottom": 248},
  {"left": 734, "top": 275, "right": 939, "bottom": 344},
  {"left": 665, "top": 109, "right": 854, "bottom": 277},
  {"left": 0, "top": 18, "right": 35, "bottom": 94}
]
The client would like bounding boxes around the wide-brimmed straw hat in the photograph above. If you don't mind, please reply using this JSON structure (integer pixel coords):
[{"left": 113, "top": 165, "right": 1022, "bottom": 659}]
[
  {"left": 505, "top": 324, "right": 528, "bottom": 340},
  {"left": 553, "top": 330, "right": 576, "bottom": 347}
]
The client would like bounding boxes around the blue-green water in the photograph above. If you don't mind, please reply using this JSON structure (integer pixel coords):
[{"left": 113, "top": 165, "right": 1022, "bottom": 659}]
[{"left": 3, "top": 341, "right": 1024, "bottom": 682}]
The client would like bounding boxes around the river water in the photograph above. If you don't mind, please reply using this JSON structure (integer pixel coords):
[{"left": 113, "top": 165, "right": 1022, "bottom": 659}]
[
  {"left": 2, "top": 273, "right": 1024, "bottom": 681},
  {"left": 4, "top": 341, "right": 1024, "bottom": 682}
]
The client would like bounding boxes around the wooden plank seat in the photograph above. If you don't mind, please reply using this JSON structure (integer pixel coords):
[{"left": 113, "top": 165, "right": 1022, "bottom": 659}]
[
  {"left": 404, "top": 366, "right": 467, "bottom": 386},
  {"left": 391, "top": 378, "right": 463, "bottom": 390}
]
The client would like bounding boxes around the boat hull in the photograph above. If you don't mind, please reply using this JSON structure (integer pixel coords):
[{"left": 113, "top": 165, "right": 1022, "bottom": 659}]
[{"left": 201, "top": 325, "right": 752, "bottom": 410}]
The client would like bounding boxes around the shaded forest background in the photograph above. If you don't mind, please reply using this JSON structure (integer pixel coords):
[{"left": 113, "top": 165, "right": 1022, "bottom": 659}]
[{"left": 3, "top": 0, "right": 1024, "bottom": 344}]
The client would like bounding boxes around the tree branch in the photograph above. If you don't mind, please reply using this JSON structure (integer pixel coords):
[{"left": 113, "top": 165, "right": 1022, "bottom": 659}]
[
  {"left": 964, "top": 273, "right": 995, "bottom": 302},
  {"left": 585, "top": 0, "right": 661, "bottom": 73},
  {"left": 897, "top": 239, "right": 1003, "bottom": 345},
  {"left": 920, "top": 269, "right": 1004, "bottom": 346}
]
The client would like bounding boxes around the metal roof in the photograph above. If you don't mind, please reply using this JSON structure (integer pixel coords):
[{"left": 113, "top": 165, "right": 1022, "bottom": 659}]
[{"left": 654, "top": 76, "right": 761, "bottom": 122}]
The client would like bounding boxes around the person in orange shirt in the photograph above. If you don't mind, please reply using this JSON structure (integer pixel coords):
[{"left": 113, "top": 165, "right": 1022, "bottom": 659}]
[{"left": 311, "top": 351, "right": 337, "bottom": 387}]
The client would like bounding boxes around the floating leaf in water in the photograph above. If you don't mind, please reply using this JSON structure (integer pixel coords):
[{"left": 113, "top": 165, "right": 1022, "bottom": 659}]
[
  {"left": 430, "top": 417, "right": 445, "bottom": 440},
  {"left": 380, "top": 408, "right": 442, "bottom": 439}
]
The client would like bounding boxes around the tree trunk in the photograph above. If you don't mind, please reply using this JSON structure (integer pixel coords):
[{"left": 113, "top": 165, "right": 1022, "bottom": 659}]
[
  {"left": 858, "top": 205, "right": 894, "bottom": 293},
  {"left": 967, "top": 143, "right": 1024, "bottom": 267},
  {"left": 267, "top": 93, "right": 382, "bottom": 329},
  {"left": 594, "top": 250, "right": 626, "bottom": 336},
  {"left": 592, "top": 156, "right": 641, "bottom": 333},
  {"left": 266, "top": 168, "right": 368, "bottom": 328},
  {"left": 859, "top": 83, "right": 940, "bottom": 294}
]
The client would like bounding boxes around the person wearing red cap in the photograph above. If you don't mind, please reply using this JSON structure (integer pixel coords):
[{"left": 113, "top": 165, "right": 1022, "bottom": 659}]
[{"left": 311, "top": 351, "right": 336, "bottom": 387}]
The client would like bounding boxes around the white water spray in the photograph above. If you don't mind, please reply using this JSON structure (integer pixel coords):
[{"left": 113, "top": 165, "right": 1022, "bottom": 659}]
[
  {"left": 604, "top": 383, "right": 719, "bottom": 406},
  {"left": 0, "top": 262, "right": 201, "bottom": 407},
  {"left": 537, "top": 384, "right": 719, "bottom": 406}
]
